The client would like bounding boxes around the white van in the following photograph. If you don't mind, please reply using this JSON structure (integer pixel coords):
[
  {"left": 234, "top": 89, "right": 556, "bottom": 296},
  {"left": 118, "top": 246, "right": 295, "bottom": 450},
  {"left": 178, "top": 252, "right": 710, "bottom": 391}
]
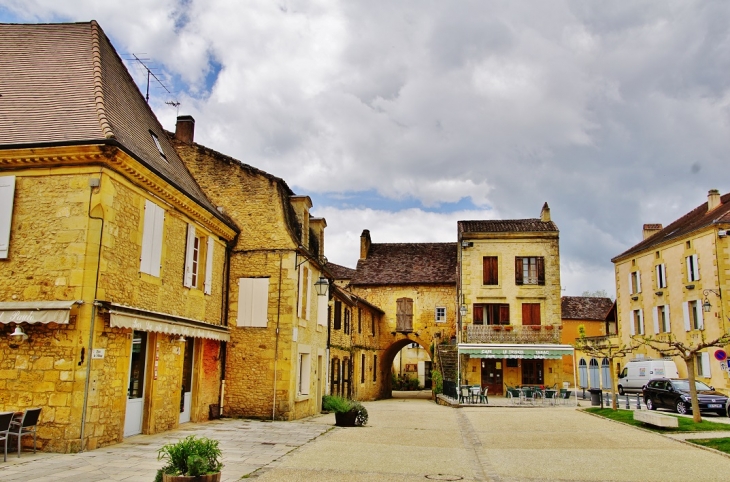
[{"left": 617, "top": 359, "right": 679, "bottom": 394}]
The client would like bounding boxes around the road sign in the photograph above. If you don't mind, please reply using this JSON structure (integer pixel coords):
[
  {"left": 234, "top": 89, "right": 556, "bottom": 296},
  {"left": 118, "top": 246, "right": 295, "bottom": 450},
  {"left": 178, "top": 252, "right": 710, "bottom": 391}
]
[{"left": 714, "top": 349, "right": 727, "bottom": 361}]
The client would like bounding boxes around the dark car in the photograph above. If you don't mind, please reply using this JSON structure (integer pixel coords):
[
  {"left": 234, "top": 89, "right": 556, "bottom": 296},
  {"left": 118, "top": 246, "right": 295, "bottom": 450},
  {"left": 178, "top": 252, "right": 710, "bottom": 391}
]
[{"left": 642, "top": 378, "right": 728, "bottom": 416}]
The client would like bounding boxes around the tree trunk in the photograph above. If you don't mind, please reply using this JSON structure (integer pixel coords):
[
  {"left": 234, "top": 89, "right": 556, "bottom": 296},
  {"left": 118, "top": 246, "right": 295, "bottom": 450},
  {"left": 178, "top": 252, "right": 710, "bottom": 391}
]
[
  {"left": 610, "top": 358, "right": 618, "bottom": 410},
  {"left": 685, "top": 356, "right": 702, "bottom": 423}
]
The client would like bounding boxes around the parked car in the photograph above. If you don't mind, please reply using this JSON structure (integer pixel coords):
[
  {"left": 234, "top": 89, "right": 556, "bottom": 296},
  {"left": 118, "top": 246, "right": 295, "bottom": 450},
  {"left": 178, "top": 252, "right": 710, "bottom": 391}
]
[
  {"left": 618, "top": 359, "right": 679, "bottom": 395},
  {"left": 642, "top": 378, "right": 728, "bottom": 416}
]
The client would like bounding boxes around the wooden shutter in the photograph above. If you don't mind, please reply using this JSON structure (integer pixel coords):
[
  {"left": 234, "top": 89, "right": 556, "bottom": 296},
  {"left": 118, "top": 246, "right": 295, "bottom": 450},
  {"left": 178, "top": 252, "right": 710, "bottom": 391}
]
[
  {"left": 204, "top": 237, "right": 214, "bottom": 294},
  {"left": 334, "top": 301, "right": 342, "bottom": 330},
  {"left": 636, "top": 270, "right": 641, "bottom": 293},
  {"left": 317, "top": 287, "right": 328, "bottom": 326},
  {"left": 515, "top": 257, "right": 523, "bottom": 285},
  {"left": 537, "top": 257, "right": 545, "bottom": 285},
  {"left": 692, "top": 254, "right": 700, "bottom": 281},
  {"left": 141, "top": 200, "right": 164, "bottom": 276},
  {"left": 701, "top": 352, "right": 711, "bottom": 377},
  {"left": 237, "top": 277, "right": 269, "bottom": 327},
  {"left": 473, "top": 305, "right": 484, "bottom": 325},
  {"left": 499, "top": 304, "right": 510, "bottom": 324},
  {"left": 638, "top": 309, "right": 644, "bottom": 334},
  {"left": 697, "top": 302, "right": 704, "bottom": 330},
  {"left": 522, "top": 303, "right": 538, "bottom": 325},
  {"left": 483, "top": 257, "right": 498, "bottom": 285},
  {"left": 396, "top": 298, "right": 413, "bottom": 331},
  {"left": 652, "top": 307, "right": 660, "bottom": 334},
  {"left": 629, "top": 311, "right": 636, "bottom": 336},
  {"left": 665, "top": 305, "right": 670, "bottom": 332},
  {"left": 303, "top": 266, "right": 310, "bottom": 320},
  {"left": 683, "top": 302, "right": 691, "bottom": 331},
  {"left": 0, "top": 175, "right": 16, "bottom": 259},
  {"left": 184, "top": 224, "right": 196, "bottom": 287}
]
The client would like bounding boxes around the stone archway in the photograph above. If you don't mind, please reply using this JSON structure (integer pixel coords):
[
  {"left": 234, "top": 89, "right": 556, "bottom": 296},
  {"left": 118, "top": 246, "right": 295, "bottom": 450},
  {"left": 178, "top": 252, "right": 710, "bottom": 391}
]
[{"left": 379, "top": 336, "right": 432, "bottom": 399}]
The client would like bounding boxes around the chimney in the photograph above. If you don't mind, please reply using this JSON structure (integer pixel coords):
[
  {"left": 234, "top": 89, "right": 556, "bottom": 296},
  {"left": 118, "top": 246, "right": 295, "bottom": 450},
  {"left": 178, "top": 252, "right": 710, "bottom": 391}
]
[
  {"left": 289, "top": 196, "right": 312, "bottom": 248},
  {"left": 309, "top": 218, "right": 327, "bottom": 259},
  {"left": 708, "top": 189, "right": 721, "bottom": 211},
  {"left": 175, "top": 115, "right": 195, "bottom": 144},
  {"left": 360, "top": 229, "right": 371, "bottom": 260},
  {"left": 540, "top": 202, "right": 551, "bottom": 222},
  {"left": 643, "top": 224, "right": 662, "bottom": 240}
]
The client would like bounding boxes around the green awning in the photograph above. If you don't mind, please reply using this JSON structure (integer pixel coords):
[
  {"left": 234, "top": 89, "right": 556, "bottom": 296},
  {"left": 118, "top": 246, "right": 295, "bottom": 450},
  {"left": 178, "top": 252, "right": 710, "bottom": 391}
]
[{"left": 458, "top": 344, "right": 574, "bottom": 359}]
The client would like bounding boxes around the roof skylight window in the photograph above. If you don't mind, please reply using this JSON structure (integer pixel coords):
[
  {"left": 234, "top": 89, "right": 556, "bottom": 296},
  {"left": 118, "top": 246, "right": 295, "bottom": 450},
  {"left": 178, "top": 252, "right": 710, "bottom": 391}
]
[{"left": 150, "top": 131, "right": 167, "bottom": 161}]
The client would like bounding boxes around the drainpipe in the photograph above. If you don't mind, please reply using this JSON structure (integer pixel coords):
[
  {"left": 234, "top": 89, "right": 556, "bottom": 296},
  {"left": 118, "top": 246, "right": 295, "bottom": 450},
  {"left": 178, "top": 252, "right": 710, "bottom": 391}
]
[
  {"left": 219, "top": 235, "right": 235, "bottom": 418},
  {"left": 272, "top": 252, "right": 283, "bottom": 420},
  {"left": 80, "top": 173, "right": 104, "bottom": 452}
]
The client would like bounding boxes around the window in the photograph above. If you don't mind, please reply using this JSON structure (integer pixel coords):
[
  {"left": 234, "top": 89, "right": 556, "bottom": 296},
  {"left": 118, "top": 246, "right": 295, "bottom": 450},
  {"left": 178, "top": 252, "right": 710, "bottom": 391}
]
[
  {"left": 237, "top": 277, "right": 269, "bottom": 327},
  {"left": 373, "top": 355, "right": 377, "bottom": 382},
  {"left": 361, "top": 354, "right": 365, "bottom": 383},
  {"left": 435, "top": 307, "right": 446, "bottom": 323},
  {"left": 204, "top": 237, "right": 214, "bottom": 294},
  {"left": 601, "top": 359, "right": 611, "bottom": 389},
  {"left": 334, "top": 301, "right": 342, "bottom": 330},
  {"left": 371, "top": 312, "right": 376, "bottom": 336},
  {"left": 578, "top": 359, "right": 588, "bottom": 388},
  {"left": 686, "top": 254, "right": 700, "bottom": 282},
  {"left": 655, "top": 264, "right": 666, "bottom": 289},
  {"left": 521, "top": 303, "right": 541, "bottom": 326},
  {"left": 184, "top": 224, "right": 202, "bottom": 288},
  {"left": 140, "top": 200, "right": 165, "bottom": 277},
  {"left": 696, "top": 352, "right": 710, "bottom": 378},
  {"left": 0, "top": 175, "right": 16, "bottom": 259},
  {"left": 589, "top": 358, "right": 600, "bottom": 389},
  {"left": 358, "top": 308, "right": 362, "bottom": 333},
  {"left": 396, "top": 298, "right": 413, "bottom": 332},
  {"left": 473, "top": 304, "right": 509, "bottom": 325},
  {"left": 483, "top": 256, "right": 498, "bottom": 285},
  {"left": 298, "top": 350, "right": 311, "bottom": 396},
  {"left": 150, "top": 131, "right": 167, "bottom": 160},
  {"left": 515, "top": 257, "right": 544, "bottom": 285},
  {"left": 684, "top": 300, "right": 703, "bottom": 331},
  {"left": 344, "top": 308, "right": 351, "bottom": 334},
  {"left": 630, "top": 309, "right": 644, "bottom": 335},
  {"left": 298, "top": 265, "right": 310, "bottom": 320},
  {"left": 629, "top": 271, "right": 641, "bottom": 294},
  {"left": 654, "top": 305, "right": 670, "bottom": 333}
]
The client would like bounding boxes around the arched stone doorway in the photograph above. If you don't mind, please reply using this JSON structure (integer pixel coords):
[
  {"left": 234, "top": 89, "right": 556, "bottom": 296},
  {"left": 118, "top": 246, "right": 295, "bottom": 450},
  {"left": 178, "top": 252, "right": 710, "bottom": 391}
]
[{"left": 379, "top": 337, "right": 432, "bottom": 399}]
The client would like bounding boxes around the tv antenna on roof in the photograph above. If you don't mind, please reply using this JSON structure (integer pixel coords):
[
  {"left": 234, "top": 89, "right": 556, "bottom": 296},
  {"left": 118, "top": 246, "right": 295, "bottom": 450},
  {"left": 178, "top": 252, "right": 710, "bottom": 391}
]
[{"left": 128, "top": 54, "right": 179, "bottom": 108}]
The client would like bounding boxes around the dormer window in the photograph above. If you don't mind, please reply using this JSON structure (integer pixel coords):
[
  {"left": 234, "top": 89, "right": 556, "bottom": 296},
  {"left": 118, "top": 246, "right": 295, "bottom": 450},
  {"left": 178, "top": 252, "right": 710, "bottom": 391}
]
[{"left": 150, "top": 131, "right": 167, "bottom": 161}]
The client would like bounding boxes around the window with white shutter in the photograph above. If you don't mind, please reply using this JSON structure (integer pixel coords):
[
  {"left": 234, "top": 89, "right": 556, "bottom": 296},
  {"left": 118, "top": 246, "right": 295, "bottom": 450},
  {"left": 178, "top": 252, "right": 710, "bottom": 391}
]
[
  {"left": 0, "top": 176, "right": 16, "bottom": 259},
  {"left": 656, "top": 264, "right": 666, "bottom": 289},
  {"left": 686, "top": 254, "right": 700, "bottom": 282},
  {"left": 237, "top": 277, "right": 269, "bottom": 327},
  {"left": 204, "top": 237, "right": 214, "bottom": 295},
  {"left": 184, "top": 224, "right": 197, "bottom": 288},
  {"left": 631, "top": 309, "right": 643, "bottom": 335},
  {"left": 317, "top": 285, "right": 328, "bottom": 326},
  {"left": 140, "top": 200, "right": 165, "bottom": 276},
  {"left": 297, "top": 265, "right": 310, "bottom": 320},
  {"left": 697, "top": 352, "right": 711, "bottom": 377}
]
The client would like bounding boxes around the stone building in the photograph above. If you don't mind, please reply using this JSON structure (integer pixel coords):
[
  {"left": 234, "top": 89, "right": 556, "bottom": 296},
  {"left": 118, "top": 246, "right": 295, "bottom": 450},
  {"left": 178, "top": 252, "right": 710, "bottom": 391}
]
[
  {"left": 170, "top": 118, "right": 330, "bottom": 420},
  {"left": 561, "top": 296, "right": 617, "bottom": 390},
  {"left": 456, "top": 204, "right": 574, "bottom": 395},
  {"left": 0, "top": 22, "right": 237, "bottom": 452},
  {"left": 349, "top": 230, "right": 458, "bottom": 397},
  {"left": 612, "top": 190, "right": 730, "bottom": 392}
]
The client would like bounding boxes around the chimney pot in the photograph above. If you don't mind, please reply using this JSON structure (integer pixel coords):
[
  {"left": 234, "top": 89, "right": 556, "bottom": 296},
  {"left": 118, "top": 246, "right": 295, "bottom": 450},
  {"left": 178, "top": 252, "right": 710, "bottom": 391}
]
[
  {"left": 540, "top": 202, "right": 551, "bottom": 222},
  {"left": 642, "top": 224, "right": 663, "bottom": 240},
  {"left": 175, "top": 115, "right": 195, "bottom": 144},
  {"left": 360, "top": 229, "right": 372, "bottom": 260},
  {"left": 708, "top": 189, "right": 721, "bottom": 211}
]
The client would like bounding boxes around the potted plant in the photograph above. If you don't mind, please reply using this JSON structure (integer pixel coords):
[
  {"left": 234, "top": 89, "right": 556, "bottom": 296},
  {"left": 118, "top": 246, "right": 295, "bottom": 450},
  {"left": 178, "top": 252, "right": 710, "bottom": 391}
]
[
  {"left": 503, "top": 325, "right": 513, "bottom": 332},
  {"left": 155, "top": 435, "right": 223, "bottom": 482},
  {"left": 322, "top": 395, "right": 368, "bottom": 427},
  {"left": 530, "top": 325, "right": 541, "bottom": 331}
]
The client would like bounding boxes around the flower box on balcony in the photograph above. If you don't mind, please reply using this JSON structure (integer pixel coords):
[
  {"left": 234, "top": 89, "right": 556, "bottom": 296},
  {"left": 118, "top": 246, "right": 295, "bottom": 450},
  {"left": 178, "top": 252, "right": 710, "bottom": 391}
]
[
  {"left": 492, "top": 326, "right": 503, "bottom": 331},
  {"left": 503, "top": 325, "right": 513, "bottom": 332},
  {"left": 530, "top": 325, "right": 541, "bottom": 331},
  {"left": 545, "top": 325, "right": 554, "bottom": 331}
]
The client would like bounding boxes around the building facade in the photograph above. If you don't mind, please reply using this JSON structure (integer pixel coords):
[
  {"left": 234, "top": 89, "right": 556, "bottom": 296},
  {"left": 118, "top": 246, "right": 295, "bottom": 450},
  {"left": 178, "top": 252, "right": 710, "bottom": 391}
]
[{"left": 612, "top": 190, "right": 730, "bottom": 392}]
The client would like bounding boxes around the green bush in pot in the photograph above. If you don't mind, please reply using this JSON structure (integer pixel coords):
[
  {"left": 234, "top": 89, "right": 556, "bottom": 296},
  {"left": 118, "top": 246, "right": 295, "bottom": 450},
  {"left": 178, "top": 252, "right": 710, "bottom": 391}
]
[
  {"left": 154, "top": 435, "right": 223, "bottom": 482},
  {"left": 322, "top": 395, "right": 368, "bottom": 426}
]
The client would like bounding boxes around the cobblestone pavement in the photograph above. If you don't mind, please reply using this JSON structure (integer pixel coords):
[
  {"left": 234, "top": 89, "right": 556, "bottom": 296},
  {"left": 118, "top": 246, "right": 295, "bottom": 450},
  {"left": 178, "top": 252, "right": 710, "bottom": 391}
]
[{"left": 3, "top": 395, "right": 730, "bottom": 481}]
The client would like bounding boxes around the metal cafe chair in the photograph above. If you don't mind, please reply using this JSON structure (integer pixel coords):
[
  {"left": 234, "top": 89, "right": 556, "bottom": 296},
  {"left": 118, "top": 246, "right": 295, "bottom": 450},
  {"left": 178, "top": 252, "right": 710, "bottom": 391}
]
[
  {"left": 0, "top": 411, "right": 14, "bottom": 462},
  {"left": 9, "top": 408, "right": 41, "bottom": 457}
]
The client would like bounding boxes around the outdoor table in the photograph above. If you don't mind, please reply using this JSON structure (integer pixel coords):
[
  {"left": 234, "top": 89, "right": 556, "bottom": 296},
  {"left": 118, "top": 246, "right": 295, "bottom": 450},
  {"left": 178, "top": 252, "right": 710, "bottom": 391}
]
[{"left": 469, "top": 386, "right": 481, "bottom": 403}]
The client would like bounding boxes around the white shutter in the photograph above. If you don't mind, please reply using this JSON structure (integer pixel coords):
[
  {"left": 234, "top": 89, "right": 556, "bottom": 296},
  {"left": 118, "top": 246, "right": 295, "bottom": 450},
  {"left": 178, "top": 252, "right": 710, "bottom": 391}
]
[
  {"left": 652, "top": 307, "right": 659, "bottom": 334},
  {"left": 297, "top": 265, "right": 304, "bottom": 318},
  {"left": 183, "top": 224, "right": 196, "bottom": 287},
  {"left": 317, "top": 287, "right": 328, "bottom": 326},
  {"left": 204, "top": 237, "right": 214, "bottom": 295},
  {"left": 661, "top": 264, "right": 667, "bottom": 288},
  {"left": 629, "top": 311, "right": 636, "bottom": 336},
  {"left": 141, "top": 200, "right": 164, "bottom": 276},
  {"left": 150, "top": 204, "right": 164, "bottom": 277},
  {"left": 692, "top": 254, "right": 700, "bottom": 281},
  {"left": 683, "top": 302, "right": 691, "bottom": 331},
  {"left": 638, "top": 309, "right": 644, "bottom": 335},
  {"left": 636, "top": 272, "right": 641, "bottom": 293},
  {"left": 697, "top": 301, "right": 704, "bottom": 330},
  {"left": 628, "top": 273, "right": 633, "bottom": 294},
  {"left": 237, "top": 277, "right": 269, "bottom": 327},
  {"left": 305, "top": 268, "right": 311, "bottom": 321},
  {"left": 701, "top": 352, "right": 711, "bottom": 377},
  {"left": 665, "top": 305, "right": 670, "bottom": 331},
  {"left": 0, "top": 176, "right": 16, "bottom": 259}
]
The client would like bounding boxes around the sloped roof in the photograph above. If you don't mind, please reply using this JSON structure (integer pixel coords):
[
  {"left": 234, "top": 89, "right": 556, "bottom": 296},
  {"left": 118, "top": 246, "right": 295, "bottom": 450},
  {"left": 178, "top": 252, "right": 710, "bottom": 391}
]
[
  {"left": 351, "top": 243, "right": 457, "bottom": 286},
  {"left": 612, "top": 192, "right": 730, "bottom": 262},
  {"left": 0, "top": 21, "right": 226, "bottom": 223},
  {"left": 331, "top": 285, "right": 384, "bottom": 314},
  {"left": 459, "top": 219, "right": 558, "bottom": 233},
  {"left": 327, "top": 262, "right": 357, "bottom": 280},
  {"left": 561, "top": 297, "right": 614, "bottom": 321}
]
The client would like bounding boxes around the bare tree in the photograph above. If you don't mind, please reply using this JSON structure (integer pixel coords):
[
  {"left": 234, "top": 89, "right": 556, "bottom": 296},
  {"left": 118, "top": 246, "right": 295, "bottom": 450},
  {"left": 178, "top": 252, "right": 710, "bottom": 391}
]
[
  {"left": 635, "top": 326, "right": 730, "bottom": 423},
  {"left": 574, "top": 325, "right": 637, "bottom": 409}
]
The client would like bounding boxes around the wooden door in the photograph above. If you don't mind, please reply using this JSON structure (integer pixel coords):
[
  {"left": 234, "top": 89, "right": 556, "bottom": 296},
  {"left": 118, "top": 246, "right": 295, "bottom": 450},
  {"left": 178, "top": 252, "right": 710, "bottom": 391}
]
[{"left": 481, "top": 359, "right": 503, "bottom": 395}]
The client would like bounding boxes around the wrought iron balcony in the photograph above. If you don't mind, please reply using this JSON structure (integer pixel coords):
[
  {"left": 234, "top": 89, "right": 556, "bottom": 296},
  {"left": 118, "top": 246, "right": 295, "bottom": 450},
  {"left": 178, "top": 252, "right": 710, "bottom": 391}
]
[{"left": 465, "top": 324, "right": 562, "bottom": 344}]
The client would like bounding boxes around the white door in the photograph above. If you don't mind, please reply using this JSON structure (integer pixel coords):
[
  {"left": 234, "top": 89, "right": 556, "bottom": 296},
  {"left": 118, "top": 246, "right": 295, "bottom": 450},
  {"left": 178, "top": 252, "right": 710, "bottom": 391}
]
[
  {"left": 179, "top": 337, "right": 194, "bottom": 424},
  {"left": 124, "top": 331, "right": 148, "bottom": 437}
]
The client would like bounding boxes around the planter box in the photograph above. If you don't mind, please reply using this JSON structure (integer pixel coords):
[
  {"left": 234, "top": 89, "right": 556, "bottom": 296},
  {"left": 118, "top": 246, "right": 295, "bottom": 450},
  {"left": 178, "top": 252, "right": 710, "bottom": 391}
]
[
  {"left": 163, "top": 474, "right": 221, "bottom": 482},
  {"left": 335, "top": 411, "right": 358, "bottom": 427}
]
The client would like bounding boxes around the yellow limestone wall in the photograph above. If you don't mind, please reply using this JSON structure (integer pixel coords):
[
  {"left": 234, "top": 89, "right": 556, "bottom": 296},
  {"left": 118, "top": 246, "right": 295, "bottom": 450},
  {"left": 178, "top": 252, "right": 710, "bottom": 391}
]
[{"left": 615, "top": 226, "right": 730, "bottom": 393}]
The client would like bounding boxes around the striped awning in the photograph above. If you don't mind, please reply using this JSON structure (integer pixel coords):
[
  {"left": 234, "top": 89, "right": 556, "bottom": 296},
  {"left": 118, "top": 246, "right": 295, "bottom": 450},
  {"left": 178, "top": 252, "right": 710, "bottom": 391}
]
[
  {"left": 0, "top": 300, "right": 83, "bottom": 324},
  {"left": 458, "top": 343, "right": 574, "bottom": 359}
]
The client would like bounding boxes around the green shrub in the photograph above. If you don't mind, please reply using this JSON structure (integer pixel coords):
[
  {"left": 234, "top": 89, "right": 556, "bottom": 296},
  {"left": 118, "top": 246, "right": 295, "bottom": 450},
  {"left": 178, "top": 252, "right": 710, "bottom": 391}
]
[
  {"left": 431, "top": 369, "right": 443, "bottom": 395},
  {"left": 322, "top": 395, "right": 368, "bottom": 426},
  {"left": 155, "top": 435, "right": 223, "bottom": 481}
]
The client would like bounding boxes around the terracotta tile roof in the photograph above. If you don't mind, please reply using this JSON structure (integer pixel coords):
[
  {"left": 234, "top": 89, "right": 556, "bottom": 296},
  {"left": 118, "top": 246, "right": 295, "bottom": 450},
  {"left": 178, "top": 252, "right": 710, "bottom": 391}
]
[
  {"left": 612, "top": 192, "right": 730, "bottom": 261},
  {"left": 332, "top": 285, "right": 384, "bottom": 314},
  {"left": 561, "top": 296, "right": 615, "bottom": 321},
  {"left": 351, "top": 243, "right": 457, "bottom": 286},
  {"left": 458, "top": 219, "right": 558, "bottom": 233},
  {"left": 327, "top": 263, "right": 357, "bottom": 280},
  {"left": 0, "top": 21, "right": 225, "bottom": 223}
]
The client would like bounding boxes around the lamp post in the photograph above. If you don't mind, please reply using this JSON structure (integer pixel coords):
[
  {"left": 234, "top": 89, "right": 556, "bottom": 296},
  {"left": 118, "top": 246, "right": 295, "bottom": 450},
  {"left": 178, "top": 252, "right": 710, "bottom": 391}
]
[
  {"left": 703, "top": 289, "right": 721, "bottom": 313},
  {"left": 314, "top": 276, "right": 329, "bottom": 296}
]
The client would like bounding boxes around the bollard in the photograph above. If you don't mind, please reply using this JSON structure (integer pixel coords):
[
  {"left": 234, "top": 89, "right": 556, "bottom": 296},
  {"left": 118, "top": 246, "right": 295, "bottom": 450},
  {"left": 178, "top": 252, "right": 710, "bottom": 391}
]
[
  {"left": 636, "top": 393, "right": 641, "bottom": 410},
  {"left": 625, "top": 394, "right": 630, "bottom": 409}
]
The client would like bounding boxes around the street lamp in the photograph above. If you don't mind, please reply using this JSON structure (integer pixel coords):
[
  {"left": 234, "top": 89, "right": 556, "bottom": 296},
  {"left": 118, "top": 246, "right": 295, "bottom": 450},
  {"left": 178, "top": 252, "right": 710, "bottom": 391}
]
[
  {"left": 703, "top": 289, "right": 721, "bottom": 313},
  {"left": 314, "top": 276, "right": 329, "bottom": 296},
  {"left": 460, "top": 305, "right": 467, "bottom": 317}
]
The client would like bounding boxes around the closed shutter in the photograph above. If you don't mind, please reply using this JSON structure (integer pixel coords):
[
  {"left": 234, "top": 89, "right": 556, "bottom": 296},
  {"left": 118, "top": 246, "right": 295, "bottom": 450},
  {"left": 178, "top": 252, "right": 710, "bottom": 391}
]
[
  {"left": 636, "top": 271, "right": 641, "bottom": 293},
  {"left": 638, "top": 309, "right": 644, "bottom": 334},
  {"left": 522, "top": 303, "right": 540, "bottom": 325},
  {"left": 653, "top": 307, "right": 659, "bottom": 334},
  {"left": 304, "top": 267, "right": 311, "bottom": 320},
  {"left": 701, "top": 352, "right": 711, "bottom": 377},
  {"left": 665, "top": 305, "right": 670, "bottom": 332},
  {"left": 473, "top": 305, "right": 484, "bottom": 324},
  {"left": 628, "top": 273, "right": 633, "bottom": 294},
  {"left": 334, "top": 301, "right": 342, "bottom": 330},
  {"left": 692, "top": 254, "right": 700, "bottom": 281},
  {"left": 661, "top": 264, "right": 667, "bottom": 288},
  {"left": 237, "top": 277, "right": 269, "bottom": 327},
  {"left": 537, "top": 257, "right": 545, "bottom": 285},
  {"left": 140, "top": 200, "right": 164, "bottom": 276},
  {"left": 0, "top": 175, "right": 16, "bottom": 259},
  {"left": 683, "top": 302, "right": 691, "bottom": 331},
  {"left": 396, "top": 298, "right": 413, "bottom": 331},
  {"left": 204, "top": 237, "right": 214, "bottom": 294},
  {"left": 184, "top": 224, "right": 196, "bottom": 287},
  {"left": 483, "top": 257, "right": 498, "bottom": 285},
  {"left": 697, "top": 301, "right": 704, "bottom": 330},
  {"left": 515, "top": 258, "right": 524, "bottom": 285},
  {"left": 499, "top": 304, "right": 510, "bottom": 324},
  {"left": 629, "top": 311, "right": 636, "bottom": 336}
]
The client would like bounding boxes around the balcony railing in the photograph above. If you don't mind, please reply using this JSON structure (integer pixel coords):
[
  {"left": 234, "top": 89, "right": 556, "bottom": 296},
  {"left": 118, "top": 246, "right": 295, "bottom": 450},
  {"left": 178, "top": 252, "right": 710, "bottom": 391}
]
[{"left": 465, "top": 324, "right": 561, "bottom": 344}]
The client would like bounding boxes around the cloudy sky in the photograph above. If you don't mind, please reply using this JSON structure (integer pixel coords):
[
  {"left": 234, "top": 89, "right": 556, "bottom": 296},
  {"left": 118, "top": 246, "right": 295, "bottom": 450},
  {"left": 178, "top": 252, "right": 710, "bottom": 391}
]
[{"left": 2, "top": 1, "right": 729, "bottom": 296}]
